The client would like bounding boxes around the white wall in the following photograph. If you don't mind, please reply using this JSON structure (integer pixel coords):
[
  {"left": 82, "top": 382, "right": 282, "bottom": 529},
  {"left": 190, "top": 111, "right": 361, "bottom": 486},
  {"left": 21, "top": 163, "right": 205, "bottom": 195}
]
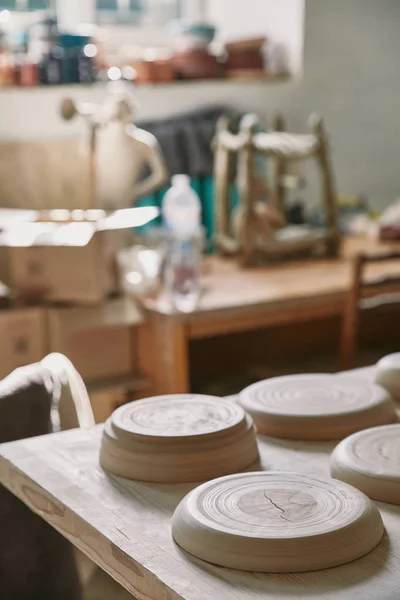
[
  {"left": 56, "top": 0, "right": 96, "bottom": 30},
  {"left": 206, "top": 0, "right": 305, "bottom": 75},
  {"left": 0, "top": 79, "right": 289, "bottom": 140},
  {"left": 298, "top": 0, "right": 400, "bottom": 209}
]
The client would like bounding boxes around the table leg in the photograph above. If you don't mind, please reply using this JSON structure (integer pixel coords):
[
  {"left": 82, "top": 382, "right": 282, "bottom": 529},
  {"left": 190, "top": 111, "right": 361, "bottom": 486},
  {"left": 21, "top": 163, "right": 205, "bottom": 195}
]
[{"left": 137, "top": 315, "right": 190, "bottom": 395}]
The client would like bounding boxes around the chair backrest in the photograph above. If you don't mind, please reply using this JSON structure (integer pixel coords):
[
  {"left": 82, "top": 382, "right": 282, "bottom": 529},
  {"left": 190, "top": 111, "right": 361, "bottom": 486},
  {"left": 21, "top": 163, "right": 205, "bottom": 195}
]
[
  {"left": 41, "top": 353, "right": 95, "bottom": 431},
  {"left": 0, "top": 361, "right": 83, "bottom": 599},
  {"left": 340, "top": 250, "right": 400, "bottom": 369}
]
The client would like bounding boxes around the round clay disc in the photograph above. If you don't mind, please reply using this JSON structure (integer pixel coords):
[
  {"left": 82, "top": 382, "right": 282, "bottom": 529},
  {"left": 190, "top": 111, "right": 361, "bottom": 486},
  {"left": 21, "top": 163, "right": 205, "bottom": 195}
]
[
  {"left": 239, "top": 374, "right": 397, "bottom": 440},
  {"left": 376, "top": 353, "right": 400, "bottom": 403},
  {"left": 331, "top": 424, "right": 400, "bottom": 504},
  {"left": 99, "top": 395, "right": 259, "bottom": 482},
  {"left": 111, "top": 394, "right": 246, "bottom": 445},
  {"left": 172, "top": 471, "right": 384, "bottom": 572}
]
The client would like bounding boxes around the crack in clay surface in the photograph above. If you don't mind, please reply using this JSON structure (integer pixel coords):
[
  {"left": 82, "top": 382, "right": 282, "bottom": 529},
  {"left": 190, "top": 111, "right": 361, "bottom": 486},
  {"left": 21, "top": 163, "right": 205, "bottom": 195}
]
[{"left": 263, "top": 490, "right": 291, "bottom": 522}]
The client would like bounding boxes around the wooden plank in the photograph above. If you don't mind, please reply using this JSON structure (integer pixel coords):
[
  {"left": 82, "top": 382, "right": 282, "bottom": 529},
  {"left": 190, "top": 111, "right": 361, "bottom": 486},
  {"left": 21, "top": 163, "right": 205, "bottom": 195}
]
[
  {"left": 86, "top": 374, "right": 150, "bottom": 394},
  {"left": 88, "top": 375, "right": 150, "bottom": 425},
  {"left": 359, "top": 250, "right": 400, "bottom": 263},
  {"left": 89, "top": 389, "right": 126, "bottom": 424},
  {"left": 140, "top": 237, "right": 400, "bottom": 391},
  {"left": 362, "top": 275, "right": 400, "bottom": 289},
  {"left": 0, "top": 366, "right": 399, "bottom": 600},
  {"left": 188, "top": 293, "right": 343, "bottom": 339},
  {"left": 47, "top": 298, "right": 144, "bottom": 382},
  {"left": 137, "top": 317, "right": 189, "bottom": 395},
  {"left": 143, "top": 237, "right": 400, "bottom": 320}
]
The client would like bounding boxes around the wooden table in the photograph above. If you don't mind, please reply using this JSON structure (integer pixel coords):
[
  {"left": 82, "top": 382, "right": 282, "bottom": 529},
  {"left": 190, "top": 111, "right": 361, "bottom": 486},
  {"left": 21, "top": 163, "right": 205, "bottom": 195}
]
[
  {"left": 1, "top": 367, "right": 399, "bottom": 600},
  {"left": 138, "top": 236, "right": 400, "bottom": 394}
]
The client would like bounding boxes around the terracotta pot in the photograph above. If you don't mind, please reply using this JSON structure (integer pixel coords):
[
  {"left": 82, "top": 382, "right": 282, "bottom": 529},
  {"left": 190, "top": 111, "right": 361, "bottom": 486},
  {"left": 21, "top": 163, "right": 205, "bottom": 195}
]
[
  {"left": 172, "top": 49, "right": 223, "bottom": 79},
  {"left": 226, "top": 49, "right": 264, "bottom": 71},
  {"left": 225, "top": 37, "right": 266, "bottom": 73}
]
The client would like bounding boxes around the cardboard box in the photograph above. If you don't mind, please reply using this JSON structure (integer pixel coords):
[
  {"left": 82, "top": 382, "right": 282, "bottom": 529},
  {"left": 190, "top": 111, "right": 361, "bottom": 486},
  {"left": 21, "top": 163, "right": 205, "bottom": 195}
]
[
  {"left": 4, "top": 235, "right": 116, "bottom": 305},
  {"left": 47, "top": 297, "right": 144, "bottom": 382},
  {"left": 0, "top": 307, "right": 47, "bottom": 380},
  {"left": 0, "top": 207, "right": 158, "bottom": 304}
]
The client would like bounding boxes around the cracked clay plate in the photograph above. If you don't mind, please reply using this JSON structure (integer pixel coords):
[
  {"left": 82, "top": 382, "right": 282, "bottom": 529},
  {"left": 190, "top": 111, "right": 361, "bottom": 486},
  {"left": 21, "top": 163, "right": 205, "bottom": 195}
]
[{"left": 172, "top": 471, "right": 384, "bottom": 572}]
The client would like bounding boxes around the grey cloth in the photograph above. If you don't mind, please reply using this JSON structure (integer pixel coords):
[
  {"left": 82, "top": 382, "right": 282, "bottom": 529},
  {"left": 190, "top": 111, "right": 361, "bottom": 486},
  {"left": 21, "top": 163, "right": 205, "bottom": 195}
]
[
  {"left": 0, "top": 364, "right": 82, "bottom": 600},
  {"left": 138, "top": 105, "right": 241, "bottom": 178}
]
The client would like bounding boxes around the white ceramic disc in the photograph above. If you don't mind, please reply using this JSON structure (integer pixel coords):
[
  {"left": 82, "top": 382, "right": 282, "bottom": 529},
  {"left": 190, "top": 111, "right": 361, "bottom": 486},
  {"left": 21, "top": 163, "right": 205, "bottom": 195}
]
[
  {"left": 376, "top": 353, "right": 400, "bottom": 403},
  {"left": 100, "top": 395, "right": 259, "bottom": 482},
  {"left": 331, "top": 424, "right": 400, "bottom": 504},
  {"left": 172, "top": 471, "right": 384, "bottom": 572},
  {"left": 239, "top": 374, "right": 397, "bottom": 440}
]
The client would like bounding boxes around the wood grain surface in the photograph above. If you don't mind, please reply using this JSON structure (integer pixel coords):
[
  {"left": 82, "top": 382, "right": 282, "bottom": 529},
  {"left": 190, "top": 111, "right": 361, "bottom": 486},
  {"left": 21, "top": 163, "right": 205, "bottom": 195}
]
[
  {"left": 137, "top": 238, "right": 400, "bottom": 396},
  {"left": 142, "top": 237, "right": 400, "bottom": 332},
  {"left": 0, "top": 367, "right": 399, "bottom": 599}
]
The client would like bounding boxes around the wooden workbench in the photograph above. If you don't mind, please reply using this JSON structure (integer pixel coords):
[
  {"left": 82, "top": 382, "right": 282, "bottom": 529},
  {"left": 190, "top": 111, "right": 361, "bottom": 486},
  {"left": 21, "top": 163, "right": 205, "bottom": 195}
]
[
  {"left": 0, "top": 367, "right": 399, "bottom": 600},
  {"left": 138, "top": 237, "right": 400, "bottom": 394}
]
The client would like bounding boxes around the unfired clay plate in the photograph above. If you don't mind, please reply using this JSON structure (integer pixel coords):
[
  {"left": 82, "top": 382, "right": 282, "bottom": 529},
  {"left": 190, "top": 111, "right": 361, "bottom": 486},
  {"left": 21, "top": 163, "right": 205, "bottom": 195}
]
[
  {"left": 172, "top": 471, "right": 384, "bottom": 572},
  {"left": 239, "top": 374, "right": 397, "bottom": 440},
  {"left": 331, "top": 423, "right": 400, "bottom": 504},
  {"left": 376, "top": 353, "right": 400, "bottom": 403},
  {"left": 100, "top": 394, "right": 259, "bottom": 482}
]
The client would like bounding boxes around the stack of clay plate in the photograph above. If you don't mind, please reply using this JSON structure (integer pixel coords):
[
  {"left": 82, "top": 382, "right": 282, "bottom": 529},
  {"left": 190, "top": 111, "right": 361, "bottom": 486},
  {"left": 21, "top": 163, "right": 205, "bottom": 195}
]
[
  {"left": 331, "top": 423, "right": 400, "bottom": 504},
  {"left": 172, "top": 471, "right": 384, "bottom": 572},
  {"left": 100, "top": 394, "right": 259, "bottom": 483},
  {"left": 239, "top": 374, "right": 397, "bottom": 440},
  {"left": 375, "top": 352, "right": 400, "bottom": 404}
]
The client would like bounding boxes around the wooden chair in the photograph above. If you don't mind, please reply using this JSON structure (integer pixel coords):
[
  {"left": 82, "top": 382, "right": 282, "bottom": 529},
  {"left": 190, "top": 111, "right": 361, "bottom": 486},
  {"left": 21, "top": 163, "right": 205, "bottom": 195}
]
[
  {"left": 0, "top": 359, "right": 88, "bottom": 600},
  {"left": 41, "top": 354, "right": 137, "bottom": 599},
  {"left": 41, "top": 352, "right": 95, "bottom": 431},
  {"left": 340, "top": 251, "right": 400, "bottom": 370}
]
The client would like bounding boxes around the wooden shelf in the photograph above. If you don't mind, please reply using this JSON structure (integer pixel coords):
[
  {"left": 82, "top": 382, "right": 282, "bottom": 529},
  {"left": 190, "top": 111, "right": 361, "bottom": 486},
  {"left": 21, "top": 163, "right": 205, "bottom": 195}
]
[{"left": 0, "top": 73, "right": 290, "bottom": 93}]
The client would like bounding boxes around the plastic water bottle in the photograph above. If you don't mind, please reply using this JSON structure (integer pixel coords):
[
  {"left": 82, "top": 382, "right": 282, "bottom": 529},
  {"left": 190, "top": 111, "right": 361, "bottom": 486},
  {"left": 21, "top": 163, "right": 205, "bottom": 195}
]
[{"left": 163, "top": 174, "right": 202, "bottom": 313}]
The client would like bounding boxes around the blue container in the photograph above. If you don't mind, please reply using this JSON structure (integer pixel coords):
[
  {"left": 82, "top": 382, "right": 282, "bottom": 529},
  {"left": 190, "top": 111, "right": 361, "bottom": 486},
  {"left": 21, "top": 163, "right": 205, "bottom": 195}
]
[{"left": 58, "top": 34, "right": 95, "bottom": 84}]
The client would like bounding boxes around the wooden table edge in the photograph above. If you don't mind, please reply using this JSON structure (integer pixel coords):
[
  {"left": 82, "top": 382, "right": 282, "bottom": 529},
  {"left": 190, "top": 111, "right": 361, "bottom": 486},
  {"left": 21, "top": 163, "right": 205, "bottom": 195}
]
[{"left": 0, "top": 447, "right": 184, "bottom": 600}]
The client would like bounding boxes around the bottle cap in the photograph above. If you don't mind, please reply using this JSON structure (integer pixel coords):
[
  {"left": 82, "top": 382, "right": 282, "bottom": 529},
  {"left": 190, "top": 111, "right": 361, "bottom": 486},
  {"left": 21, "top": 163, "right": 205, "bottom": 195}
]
[{"left": 171, "top": 174, "right": 191, "bottom": 187}]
